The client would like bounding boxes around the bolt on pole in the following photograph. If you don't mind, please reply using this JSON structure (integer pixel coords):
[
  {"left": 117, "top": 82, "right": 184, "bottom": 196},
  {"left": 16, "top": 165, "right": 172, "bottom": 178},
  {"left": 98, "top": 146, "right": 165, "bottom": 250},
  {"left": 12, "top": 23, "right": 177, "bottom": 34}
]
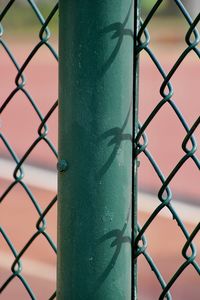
[{"left": 58, "top": 1, "right": 134, "bottom": 299}]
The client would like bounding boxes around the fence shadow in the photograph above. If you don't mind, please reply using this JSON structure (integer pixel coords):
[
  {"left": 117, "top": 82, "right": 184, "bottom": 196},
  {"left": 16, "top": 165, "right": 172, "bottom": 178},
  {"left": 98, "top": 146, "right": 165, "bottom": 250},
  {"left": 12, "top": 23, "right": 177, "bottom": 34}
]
[
  {"left": 92, "top": 205, "right": 131, "bottom": 293},
  {"left": 96, "top": 104, "right": 132, "bottom": 180},
  {"left": 98, "top": 0, "right": 133, "bottom": 77}
]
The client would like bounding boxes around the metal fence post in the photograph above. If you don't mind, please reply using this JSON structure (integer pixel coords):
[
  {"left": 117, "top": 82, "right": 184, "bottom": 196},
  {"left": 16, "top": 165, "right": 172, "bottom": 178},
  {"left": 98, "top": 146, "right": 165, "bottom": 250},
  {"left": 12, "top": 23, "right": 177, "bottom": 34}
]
[
  {"left": 133, "top": 2, "right": 140, "bottom": 299},
  {"left": 58, "top": 1, "right": 134, "bottom": 299}
]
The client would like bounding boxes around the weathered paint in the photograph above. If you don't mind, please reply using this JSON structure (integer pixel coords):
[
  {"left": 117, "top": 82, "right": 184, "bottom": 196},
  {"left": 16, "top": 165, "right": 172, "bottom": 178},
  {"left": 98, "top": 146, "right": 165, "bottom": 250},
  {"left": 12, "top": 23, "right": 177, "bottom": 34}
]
[{"left": 58, "top": 1, "right": 133, "bottom": 299}]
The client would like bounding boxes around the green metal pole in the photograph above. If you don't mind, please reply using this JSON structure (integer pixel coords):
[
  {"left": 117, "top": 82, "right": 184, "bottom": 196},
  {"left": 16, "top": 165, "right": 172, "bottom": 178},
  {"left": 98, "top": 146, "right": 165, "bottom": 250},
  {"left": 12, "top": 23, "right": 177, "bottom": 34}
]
[{"left": 58, "top": 1, "right": 133, "bottom": 299}]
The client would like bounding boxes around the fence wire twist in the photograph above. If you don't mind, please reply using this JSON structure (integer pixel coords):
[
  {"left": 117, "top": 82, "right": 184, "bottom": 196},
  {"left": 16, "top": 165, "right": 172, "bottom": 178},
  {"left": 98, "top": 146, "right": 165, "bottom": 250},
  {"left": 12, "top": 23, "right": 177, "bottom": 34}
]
[
  {"left": 0, "top": 1, "right": 58, "bottom": 299},
  {"left": 0, "top": 0, "right": 199, "bottom": 299},
  {"left": 134, "top": 1, "right": 199, "bottom": 299}
]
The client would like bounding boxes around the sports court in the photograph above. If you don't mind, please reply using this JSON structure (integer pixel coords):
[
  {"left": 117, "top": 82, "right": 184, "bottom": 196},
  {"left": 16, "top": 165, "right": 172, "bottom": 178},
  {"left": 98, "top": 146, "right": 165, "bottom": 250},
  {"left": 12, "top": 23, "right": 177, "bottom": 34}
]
[{"left": 0, "top": 1, "right": 199, "bottom": 299}]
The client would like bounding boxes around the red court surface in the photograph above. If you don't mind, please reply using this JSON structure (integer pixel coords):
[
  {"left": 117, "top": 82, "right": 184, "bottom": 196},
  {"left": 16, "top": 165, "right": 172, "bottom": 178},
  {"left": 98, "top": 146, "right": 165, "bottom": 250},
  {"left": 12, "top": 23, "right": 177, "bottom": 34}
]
[
  {"left": 1, "top": 41, "right": 199, "bottom": 299},
  {"left": 1, "top": 178, "right": 199, "bottom": 300},
  {"left": 1, "top": 43, "right": 199, "bottom": 202}
]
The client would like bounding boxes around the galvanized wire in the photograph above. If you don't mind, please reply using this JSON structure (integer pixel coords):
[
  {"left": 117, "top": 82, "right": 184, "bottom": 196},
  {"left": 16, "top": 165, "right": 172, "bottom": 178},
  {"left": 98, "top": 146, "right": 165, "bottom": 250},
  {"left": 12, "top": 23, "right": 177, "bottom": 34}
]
[
  {"left": 0, "top": 1, "right": 58, "bottom": 299},
  {"left": 134, "top": 1, "right": 200, "bottom": 299}
]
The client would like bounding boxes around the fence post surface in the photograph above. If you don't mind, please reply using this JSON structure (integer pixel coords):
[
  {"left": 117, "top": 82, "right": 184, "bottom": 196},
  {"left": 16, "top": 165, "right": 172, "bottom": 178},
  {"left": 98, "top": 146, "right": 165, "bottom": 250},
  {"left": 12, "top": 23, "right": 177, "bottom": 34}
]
[
  {"left": 58, "top": 1, "right": 133, "bottom": 299},
  {"left": 133, "top": 2, "right": 139, "bottom": 299}
]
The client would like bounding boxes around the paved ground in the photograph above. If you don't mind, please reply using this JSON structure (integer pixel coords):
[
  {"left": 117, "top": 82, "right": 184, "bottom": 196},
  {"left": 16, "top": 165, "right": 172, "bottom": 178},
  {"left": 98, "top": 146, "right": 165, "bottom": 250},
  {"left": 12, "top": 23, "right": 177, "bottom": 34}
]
[
  {"left": 1, "top": 178, "right": 199, "bottom": 300},
  {"left": 1, "top": 42, "right": 199, "bottom": 299},
  {"left": 139, "top": 48, "right": 200, "bottom": 204},
  {"left": 1, "top": 43, "right": 199, "bottom": 202}
]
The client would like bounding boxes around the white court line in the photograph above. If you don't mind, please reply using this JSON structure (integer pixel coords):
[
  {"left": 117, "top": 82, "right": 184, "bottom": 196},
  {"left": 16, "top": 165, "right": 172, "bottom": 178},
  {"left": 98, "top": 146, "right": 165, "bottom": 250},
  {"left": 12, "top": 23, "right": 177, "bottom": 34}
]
[
  {"left": 0, "top": 158, "right": 57, "bottom": 192},
  {"left": 1, "top": 252, "right": 56, "bottom": 282},
  {"left": 138, "top": 192, "right": 200, "bottom": 225},
  {"left": 0, "top": 158, "right": 199, "bottom": 280},
  {"left": 1, "top": 158, "right": 199, "bottom": 225}
]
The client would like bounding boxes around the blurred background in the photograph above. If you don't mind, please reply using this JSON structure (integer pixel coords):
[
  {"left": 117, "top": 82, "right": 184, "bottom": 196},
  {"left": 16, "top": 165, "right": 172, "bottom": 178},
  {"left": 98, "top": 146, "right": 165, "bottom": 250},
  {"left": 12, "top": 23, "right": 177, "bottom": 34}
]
[{"left": 0, "top": 1, "right": 199, "bottom": 299}]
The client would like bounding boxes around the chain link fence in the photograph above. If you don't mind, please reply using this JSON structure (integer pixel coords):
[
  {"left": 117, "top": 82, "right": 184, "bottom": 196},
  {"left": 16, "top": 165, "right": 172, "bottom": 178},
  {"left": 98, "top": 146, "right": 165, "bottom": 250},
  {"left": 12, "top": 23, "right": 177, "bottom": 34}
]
[
  {"left": 134, "top": 0, "right": 199, "bottom": 299},
  {"left": 0, "top": 0, "right": 199, "bottom": 299},
  {"left": 0, "top": 1, "right": 58, "bottom": 299}
]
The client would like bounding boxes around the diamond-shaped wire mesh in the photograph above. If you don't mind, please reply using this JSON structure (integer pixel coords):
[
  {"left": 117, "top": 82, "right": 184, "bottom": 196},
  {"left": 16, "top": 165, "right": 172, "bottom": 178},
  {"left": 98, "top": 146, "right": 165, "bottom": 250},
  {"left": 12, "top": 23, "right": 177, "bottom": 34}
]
[
  {"left": 0, "top": 1, "right": 58, "bottom": 299},
  {"left": 134, "top": 1, "right": 199, "bottom": 299},
  {"left": 0, "top": 0, "right": 199, "bottom": 299}
]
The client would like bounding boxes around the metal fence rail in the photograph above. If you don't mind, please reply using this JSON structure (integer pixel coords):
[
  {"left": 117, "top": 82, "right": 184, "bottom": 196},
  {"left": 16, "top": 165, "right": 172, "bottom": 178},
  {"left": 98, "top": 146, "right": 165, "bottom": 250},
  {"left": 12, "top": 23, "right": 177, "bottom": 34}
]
[
  {"left": 0, "top": 1, "right": 58, "bottom": 299},
  {"left": 134, "top": 1, "right": 200, "bottom": 299}
]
